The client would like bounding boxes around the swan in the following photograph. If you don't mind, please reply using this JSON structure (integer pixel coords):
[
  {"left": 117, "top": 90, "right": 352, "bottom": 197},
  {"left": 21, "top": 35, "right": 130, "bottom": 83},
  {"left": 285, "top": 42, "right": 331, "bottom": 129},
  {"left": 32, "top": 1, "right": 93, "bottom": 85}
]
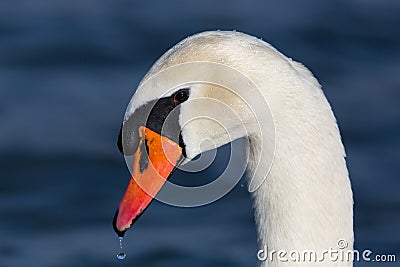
[{"left": 112, "top": 31, "right": 354, "bottom": 266}]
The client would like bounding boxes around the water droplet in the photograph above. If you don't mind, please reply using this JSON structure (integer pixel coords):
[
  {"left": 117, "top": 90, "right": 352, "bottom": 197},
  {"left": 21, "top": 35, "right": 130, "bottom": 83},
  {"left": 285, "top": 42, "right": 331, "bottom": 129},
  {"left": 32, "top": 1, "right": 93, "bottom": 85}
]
[
  {"left": 117, "top": 253, "right": 126, "bottom": 260},
  {"left": 116, "top": 237, "right": 126, "bottom": 260}
]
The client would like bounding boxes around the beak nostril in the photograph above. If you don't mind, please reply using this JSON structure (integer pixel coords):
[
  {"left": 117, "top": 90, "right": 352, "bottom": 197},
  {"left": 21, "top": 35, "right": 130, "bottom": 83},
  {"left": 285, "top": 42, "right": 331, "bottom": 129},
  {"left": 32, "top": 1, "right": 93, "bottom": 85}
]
[
  {"left": 138, "top": 137, "right": 150, "bottom": 173},
  {"left": 112, "top": 209, "right": 126, "bottom": 237}
]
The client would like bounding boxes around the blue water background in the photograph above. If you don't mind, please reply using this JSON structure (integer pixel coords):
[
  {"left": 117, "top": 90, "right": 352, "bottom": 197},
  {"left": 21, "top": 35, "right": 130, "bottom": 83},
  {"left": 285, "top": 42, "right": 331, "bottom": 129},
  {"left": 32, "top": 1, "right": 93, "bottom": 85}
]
[{"left": 0, "top": 0, "right": 399, "bottom": 266}]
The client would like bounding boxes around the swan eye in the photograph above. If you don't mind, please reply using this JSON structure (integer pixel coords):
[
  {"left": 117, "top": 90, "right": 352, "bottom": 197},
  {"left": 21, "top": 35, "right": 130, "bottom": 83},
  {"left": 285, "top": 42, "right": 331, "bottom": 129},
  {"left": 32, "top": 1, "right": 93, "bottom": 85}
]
[{"left": 173, "top": 89, "right": 189, "bottom": 104}]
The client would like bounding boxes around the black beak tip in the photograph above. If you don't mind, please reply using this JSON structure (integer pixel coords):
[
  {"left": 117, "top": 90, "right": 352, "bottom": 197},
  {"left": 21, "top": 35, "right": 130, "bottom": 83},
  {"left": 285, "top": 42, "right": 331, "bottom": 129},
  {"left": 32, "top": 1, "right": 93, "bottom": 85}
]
[{"left": 112, "top": 209, "right": 126, "bottom": 238}]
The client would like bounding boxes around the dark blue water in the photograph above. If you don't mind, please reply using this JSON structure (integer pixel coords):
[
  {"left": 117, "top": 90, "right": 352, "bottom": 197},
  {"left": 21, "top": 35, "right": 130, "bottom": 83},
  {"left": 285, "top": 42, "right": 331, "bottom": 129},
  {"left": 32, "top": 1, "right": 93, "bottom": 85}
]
[{"left": 1, "top": 1, "right": 399, "bottom": 266}]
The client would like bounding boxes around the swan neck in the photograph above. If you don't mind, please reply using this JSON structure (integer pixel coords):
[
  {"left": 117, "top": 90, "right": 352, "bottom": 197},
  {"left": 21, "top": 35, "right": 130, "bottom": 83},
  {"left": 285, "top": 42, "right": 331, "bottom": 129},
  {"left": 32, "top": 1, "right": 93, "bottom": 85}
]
[{"left": 247, "top": 104, "right": 353, "bottom": 266}]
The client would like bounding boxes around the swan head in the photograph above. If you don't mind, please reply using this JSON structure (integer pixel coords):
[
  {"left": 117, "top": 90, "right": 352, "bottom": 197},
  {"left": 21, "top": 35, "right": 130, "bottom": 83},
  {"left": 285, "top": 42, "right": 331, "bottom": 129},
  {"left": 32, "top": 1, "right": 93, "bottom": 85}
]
[
  {"left": 112, "top": 31, "right": 280, "bottom": 236},
  {"left": 112, "top": 80, "right": 257, "bottom": 236}
]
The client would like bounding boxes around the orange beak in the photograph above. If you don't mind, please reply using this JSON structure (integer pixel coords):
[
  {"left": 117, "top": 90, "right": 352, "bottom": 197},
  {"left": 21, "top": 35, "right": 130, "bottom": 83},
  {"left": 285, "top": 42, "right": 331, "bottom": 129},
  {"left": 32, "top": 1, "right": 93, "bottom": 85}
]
[{"left": 113, "top": 126, "right": 183, "bottom": 236}]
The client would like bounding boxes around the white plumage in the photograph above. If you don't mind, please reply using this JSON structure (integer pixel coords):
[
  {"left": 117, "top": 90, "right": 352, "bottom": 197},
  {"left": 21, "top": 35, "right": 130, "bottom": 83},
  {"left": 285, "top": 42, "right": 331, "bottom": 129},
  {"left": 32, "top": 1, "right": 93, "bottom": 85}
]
[{"left": 125, "top": 31, "right": 354, "bottom": 266}]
